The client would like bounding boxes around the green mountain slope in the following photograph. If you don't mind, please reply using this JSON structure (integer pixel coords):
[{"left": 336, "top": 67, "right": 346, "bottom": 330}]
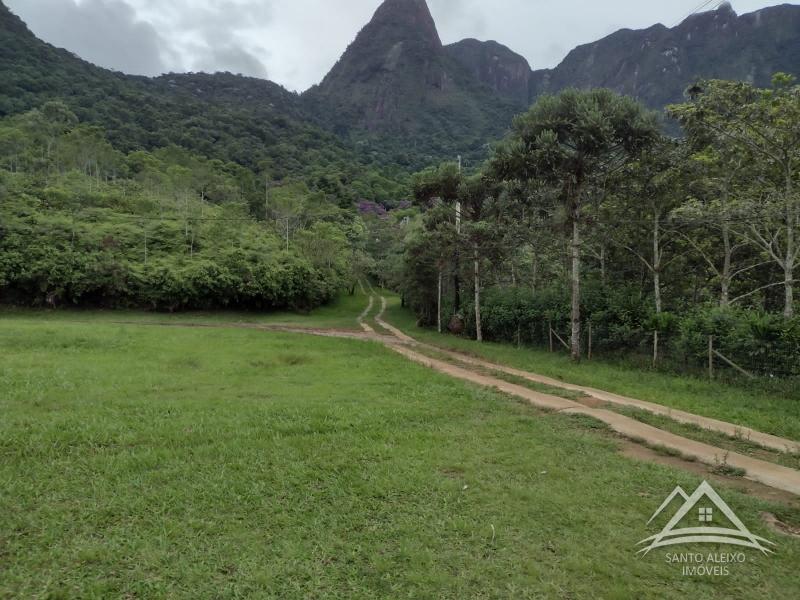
[{"left": 0, "top": 1, "right": 408, "bottom": 203}]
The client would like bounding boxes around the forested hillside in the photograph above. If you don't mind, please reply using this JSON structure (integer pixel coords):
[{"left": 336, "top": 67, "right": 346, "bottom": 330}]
[
  {"left": 0, "top": 1, "right": 407, "bottom": 206},
  {"left": 0, "top": 103, "right": 406, "bottom": 310},
  {"left": 3, "top": 0, "right": 799, "bottom": 173}
]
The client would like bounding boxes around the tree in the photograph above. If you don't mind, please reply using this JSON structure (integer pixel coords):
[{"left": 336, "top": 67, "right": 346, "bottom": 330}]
[
  {"left": 412, "top": 162, "right": 464, "bottom": 320},
  {"left": 672, "top": 146, "right": 766, "bottom": 308},
  {"left": 492, "top": 88, "right": 660, "bottom": 360},
  {"left": 614, "top": 139, "right": 686, "bottom": 364},
  {"left": 457, "top": 173, "right": 504, "bottom": 342},
  {"left": 670, "top": 75, "right": 800, "bottom": 317},
  {"left": 267, "top": 182, "right": 307, "bottom": 251}
]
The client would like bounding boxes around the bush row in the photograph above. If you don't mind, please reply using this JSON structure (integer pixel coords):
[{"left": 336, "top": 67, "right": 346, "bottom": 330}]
[
  {"left": 0, "top": 249, "right": 339, "bottom": 312},
  {"left": 461, "top": 286, "right": 800, "bottom": 377}
]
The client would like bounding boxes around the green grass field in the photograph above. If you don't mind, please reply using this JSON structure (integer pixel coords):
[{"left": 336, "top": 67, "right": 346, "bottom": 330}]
[
  {"left": 0, "top": 289, "right": 370, "bottom": 331},
  {"left": 2, "top": 311, "right": 800, "bottom": 598},
  {"left": 382, "top": 294, "right": 800, "bottom": 442}
]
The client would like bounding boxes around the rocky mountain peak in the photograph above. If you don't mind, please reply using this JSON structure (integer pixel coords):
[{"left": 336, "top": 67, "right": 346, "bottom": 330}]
[
  {"left": 446, "top": 38, "right": 532, "bottom": 106},
  {"left": 369, "top": 0, "right": 442, "bottom": 49}
]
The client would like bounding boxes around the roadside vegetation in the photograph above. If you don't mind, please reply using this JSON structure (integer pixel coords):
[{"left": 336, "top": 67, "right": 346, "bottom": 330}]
[{"left": 400, "top": 76, "right": 800, "bottom": 380}]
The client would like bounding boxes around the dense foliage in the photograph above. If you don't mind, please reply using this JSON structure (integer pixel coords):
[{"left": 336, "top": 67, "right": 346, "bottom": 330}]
[
  {"left": 402, "top": 78, "right": 800, "bottom": 376},
  {"left": 0, "top": 105, "right": 378, "bottom": 311}
]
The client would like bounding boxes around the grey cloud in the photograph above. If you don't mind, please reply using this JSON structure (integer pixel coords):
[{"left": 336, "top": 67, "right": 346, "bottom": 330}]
[
  {"left": 6, "top": 0, "right": 169, "bottom": 76},
  {"left": 128, "top": 0, "right": 273, "bottom": 79},
  {"left": 195, "top": 45, "right": 270, "bottom": 78}
]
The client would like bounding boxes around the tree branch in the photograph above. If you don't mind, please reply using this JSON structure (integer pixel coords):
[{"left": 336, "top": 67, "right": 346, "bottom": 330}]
[{"left": 730, "top": 280, "right": 798, "bottom": 305}]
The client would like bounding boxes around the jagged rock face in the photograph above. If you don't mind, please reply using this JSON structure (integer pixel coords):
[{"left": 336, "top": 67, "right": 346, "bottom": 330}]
[
  {"left": 309, "top": 0, "right": 448, "bottom": 131},
  {"left": 446, "top": 39, "right": 531, "bottom": 106},
  {"left": 309, "top": 0, "right": 800, "bottom": 146},
  {"left": 530, "top": 4, "right": 800, "bottom": 109},
  {"left": 305, "top": 0, "right": 520, "bottom": 156}
]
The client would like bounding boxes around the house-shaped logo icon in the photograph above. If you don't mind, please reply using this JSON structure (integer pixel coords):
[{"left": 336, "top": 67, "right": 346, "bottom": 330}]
[{"left": 636, "top": 481, "right": 776, "bottom": 556}]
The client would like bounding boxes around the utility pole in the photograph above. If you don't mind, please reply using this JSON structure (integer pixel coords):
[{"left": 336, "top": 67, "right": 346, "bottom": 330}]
[{"left": 456, "top": 155, "right": 462, "bottom": 234}]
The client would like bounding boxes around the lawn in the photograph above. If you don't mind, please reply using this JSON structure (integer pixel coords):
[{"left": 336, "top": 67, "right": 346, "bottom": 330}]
[
  {"left": 0, "top": 287, "right": 370, "bottom": 331},
  {"left": 382, "top": 294, "right": 800, "bottom": 442},
  {"left": 1, "top": 315, "right": 799, "bottom": 598}
]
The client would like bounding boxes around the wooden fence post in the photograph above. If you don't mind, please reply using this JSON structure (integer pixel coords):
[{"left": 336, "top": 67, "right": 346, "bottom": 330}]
[
  {"left": 713, "top": 349, "right": 756, "bottom": 379},
  {"left": 548, "top": 320, "right": 553, "bottom": 353},
  {"left": 708, "top": 335, "right": 714, "bottom": 380},
  {"left": 588, "top": 321, "right": 593, "bottom": 360}
]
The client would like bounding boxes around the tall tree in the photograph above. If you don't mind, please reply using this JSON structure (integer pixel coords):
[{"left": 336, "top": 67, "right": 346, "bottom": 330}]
[
  {"left": 670, "top": 75, "right": 800, "bottom": 317},
  {"left": 492, "top": 89, "right": 659, "bottom": 360},
  {"left": 457, "top": 174, "right": 503, "bottom": 342},
  {"left": 412, "top": 162, "right": 463, "bottom": 322}
]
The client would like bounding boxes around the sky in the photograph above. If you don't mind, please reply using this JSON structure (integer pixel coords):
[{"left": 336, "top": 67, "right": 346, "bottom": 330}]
[{"left": 5, "top": 0, "right": 790, "bottom": 91}]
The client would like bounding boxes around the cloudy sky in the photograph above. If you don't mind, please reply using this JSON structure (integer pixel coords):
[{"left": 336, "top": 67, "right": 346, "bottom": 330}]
[{"left": 5, "top": 0, "right": 787, "bottom": 91}]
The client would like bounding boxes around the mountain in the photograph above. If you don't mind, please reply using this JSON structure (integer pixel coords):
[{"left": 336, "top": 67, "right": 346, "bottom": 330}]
[
  {"left": 303, "top": 0, "right": 522, "bottom": 163},
  {"left": 445, "top": 39, "right": 532, "bottom": 106},
  {"left": 2, "top": 0, "right": 800, "bottom": 175},
  {"left": 529, "top": 3, "right": 800, "bottom": 109},
  {"left": 305, "top": 0, "right": 800, "bottom": 160},
  {"left": 0, "top": 0, "right": 316, "bottom": 169}
]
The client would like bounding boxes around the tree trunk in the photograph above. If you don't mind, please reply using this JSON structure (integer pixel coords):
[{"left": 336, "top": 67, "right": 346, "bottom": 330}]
[
  {"left": 532, "top": 252, "right": 539, "bottom": 295},
  {"left": 720, "top": 221, "right": 732, "bottom": 307},
  {"left": 570, "top": 214, "right": 581, "bottom": 361},
  {"left": 600, "top": 245, "right": 606, "bottom": 287},
  {"left": 454, "top": 201, "right": 462, "bottom": 315},
  {"left": 437, "top": 267, "right": 443, "bottom": 334},
  {"left": 653, "top": 330, "right": 659, "bottom": 368},
  {"left": 453, "top": 259, "right": 461, "bottom": 315},
  {"left": 652, "top": 211, "right": 662, "bottom": 366},
  {"left": 653, "top": 211, "right": 662, "bottom": 315},
  {"left": 785, "top": 166, "right": 795, "bottom": 318},
  {"left": 474, "top": 242, "right": 483, "bottom": 342}
]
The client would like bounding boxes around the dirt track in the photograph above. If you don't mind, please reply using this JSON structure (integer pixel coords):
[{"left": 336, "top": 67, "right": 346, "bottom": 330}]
[{"left": 357, "top": 291, "right": 800, "bottom": 497}]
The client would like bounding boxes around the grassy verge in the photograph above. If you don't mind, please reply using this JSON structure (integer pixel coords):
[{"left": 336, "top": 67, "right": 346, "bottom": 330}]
[
  {"left": 0, "top": 288, "right": 371, "bottom": 331},
  {"left": 2, "top": 317, "right": 799, "bottom": 597},
  {"left": 382, "top": 293, "right": 800, "bottom": 442},
  {"left": 613, "top": 407, "right": 800, "bottom": 471},
  {"left": 410, "top": 343, "right": 588, "bottom": 402},
  {"left": 408, "top": 341, "right": 800, "bottom": 472}
]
